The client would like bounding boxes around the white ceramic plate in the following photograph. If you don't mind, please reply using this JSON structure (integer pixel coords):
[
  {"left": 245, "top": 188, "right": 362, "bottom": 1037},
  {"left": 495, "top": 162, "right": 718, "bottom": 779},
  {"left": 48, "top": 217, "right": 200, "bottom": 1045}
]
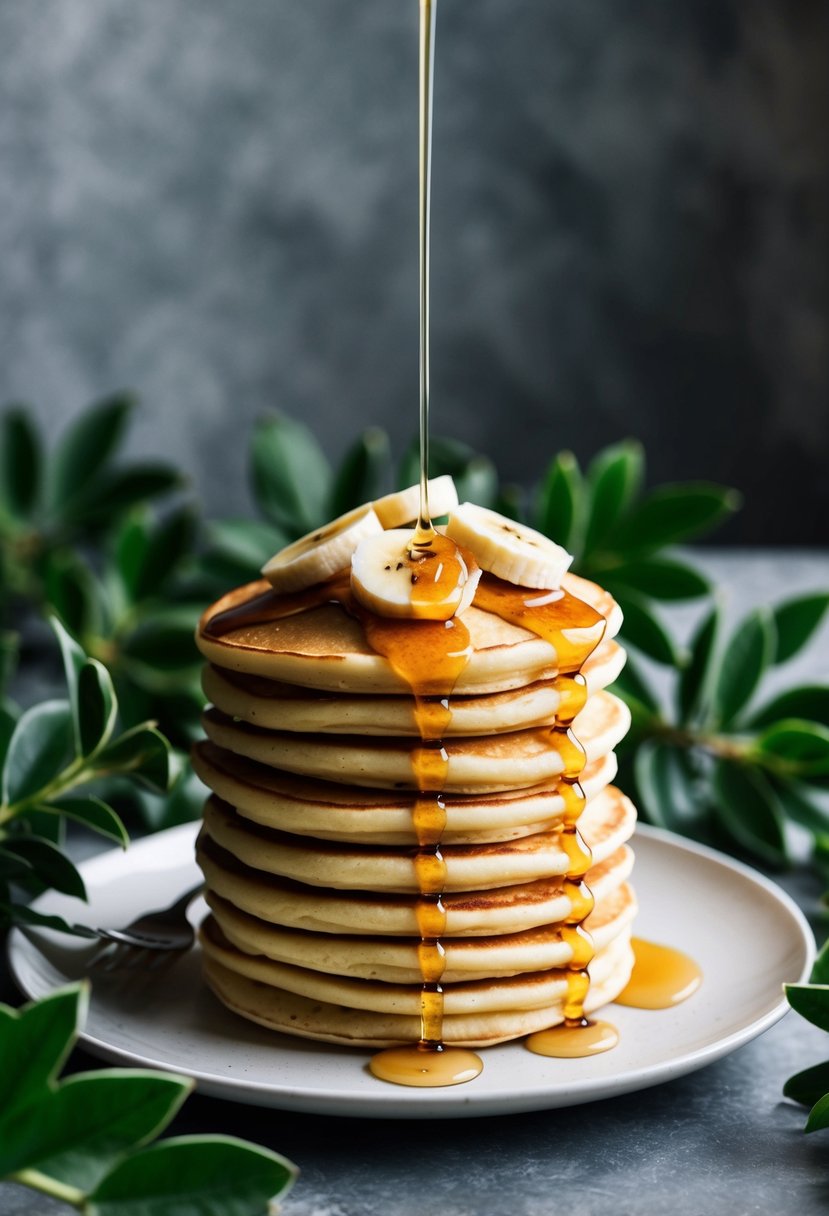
[{"left": 7, "top": 822, "right": 814, "bottom": 1119}]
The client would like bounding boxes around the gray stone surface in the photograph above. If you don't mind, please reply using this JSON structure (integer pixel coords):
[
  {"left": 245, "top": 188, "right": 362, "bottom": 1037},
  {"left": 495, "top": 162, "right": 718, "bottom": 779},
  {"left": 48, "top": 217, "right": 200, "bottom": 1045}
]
[
  {"left": 0, "top": 1, "right": 827, "bottom": 543},
  {"left": 1, "top": 550, "right": 829, "bottom": 1214}
]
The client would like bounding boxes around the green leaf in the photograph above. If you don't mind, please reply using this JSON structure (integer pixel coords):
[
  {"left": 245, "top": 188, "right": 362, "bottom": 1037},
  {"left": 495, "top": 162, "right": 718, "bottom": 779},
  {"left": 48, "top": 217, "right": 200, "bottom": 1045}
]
[
  {"left": 134, "top": 760, "right": 204, "bottom": 833},
  {"left": 786, "top": 983, "right": 829, "bottom": 1033},
  {"left": 251, "top": 413, "right": 330, "bottom": 534},
  {"left": 43, "top": 550, "right": 103, "bottom": 638},
  {"left": 713, "top": 608, "right": 774, "bottom": 726},
  {"left": 63, "top": 465, "right": 184, "bottom": 530},
  {"left": 0, "top": 630, "right": 20, "bottom": 696},
  {"left": 0, "top": 845, "right": 34, "bottom": 880},
  {"left": 613, "top": 482, "right": 741, "bottom": 553},
  {"left": 582, "top": 440, "right": 643, "bottom": 556},
  {"left": 811, "top": 936, "right": 829, "bottom": 985},
  {"left": 748, "top": 686, "right": 829, "bottom": 732},
  {"left": 603, "top": 557, "right": 710, "bottom": 602},
  {"left": 805, "top": 1092, "right": 829, "bottom": 1133},
  {"left": 634, "top": 740, "right": 700, "bottom": 831},
  {"left": 2, "top": 1070, "right": 192, "bottom": 1189},
  {"left": 114, "top": 512, "right": 151, "bottom": 598},
  {"left": 2, "top": 700, "right": 74, "bottom": 806},
  {"left": 328, "top": 428, "right": 390, "bottom": 517},
  {"left": 0, "top": 407, "right": 41, "bottom": 519},
  {"left": 678, "top": 604, "right": 721, "bottom": 724},
  {"left": 3, "top": 836, "right": 86, "bottom": 899},
  {"left": 52, "top": 618, "right": 117, "bottom": 759},
  {"left": 78, "top": 661, "right": 117, "bottom": 757},
  {"left": 39, "top": 796, "right": 129, "bottom": 848},
  {"left": 771, "top": 594, "right": 829, "bottom": 666},
  {"left": 121, "top": 608, "right": 201, "bottom": 673},
  {"left": 93, "top": 724, "right": 171, "bottom": 793},
  {"left": 0, "top": 706, "right": 16, "bottom": 773},
  {"left": 48, "top": 394, "right": 134, "bottom": 512},
  {"left": 773, "top": 781, "right": 829, "bottom": 837},
  {"left": 52, "top": 614, "right": 89, "bottom": 727},
  {"left": 536, "top": 451, "right": 582, "bottom": 552},
  {"left": 6, "top": 904, "right": 96, "bottom": 937},
  {"left": 609, "top": 655, "right": 661, "bottom": 717},
  {"left": 784, "top": 1059, "right": 829, "bottom": 1108},
  {"left": 206, "top": 518, "right": 286, "bottom": 576},
  {"left": 613, "top": 591, "right": 678, "bottom": 666},
  {"left": 711, "top": 761, "right": 787, "bottom": 867},
  {"left": 129, "top": 507, "right": 199, "bottom": 602},
  {"left": 87, "top": 1135, "right": 297, "bottom": 1216},
  {"left": 755, "top": 720, "right": 829, "bottom": 778},
  {"left": 0, "top": 985, "right": 85, "bottom": 1117}
]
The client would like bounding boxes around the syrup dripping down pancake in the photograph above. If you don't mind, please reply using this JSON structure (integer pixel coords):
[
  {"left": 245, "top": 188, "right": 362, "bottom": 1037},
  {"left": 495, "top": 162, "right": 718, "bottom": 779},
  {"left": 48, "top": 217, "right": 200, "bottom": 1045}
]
[
  {"left": 196, "top": 572, "right": 620, "bottom": 696},
  {"left": 200, "top": 638, "right": 625, "bottom": 737},
  {"left": 205, "top": 878, "right": 637, "bottom": 984},
  {"left": 199, "top": 691, "right": 631, "bottom": 794},
  {"left": 192, "top": 740, "right": 619, "bottom": 845},
  {"left": 198, "top": 785, "right": 635, "bottom": 894},
  {"left": 200, "top": 929, "right": 635, "bottom": 1048}
]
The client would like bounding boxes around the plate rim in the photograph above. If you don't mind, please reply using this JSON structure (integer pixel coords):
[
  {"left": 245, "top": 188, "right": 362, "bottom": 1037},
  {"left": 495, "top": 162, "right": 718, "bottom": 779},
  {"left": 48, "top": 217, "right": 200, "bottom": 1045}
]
[{"left": 7, "top": 821, "right": 816, "bottom": 1119}]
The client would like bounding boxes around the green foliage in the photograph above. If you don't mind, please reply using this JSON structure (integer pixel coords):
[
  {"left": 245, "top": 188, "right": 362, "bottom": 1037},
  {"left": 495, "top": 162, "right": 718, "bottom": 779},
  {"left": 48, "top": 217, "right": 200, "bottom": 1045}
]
[
  {"left": 0, "top": 619, "right": 171, "bottom": 935},
  {"left": 1, "top": 984, "right": 297, "bottom": 1214},
  {"left": 532, "top": 440, "right": 740, "bottom": 665},
  {"left": 612, "top": 592, "right": 829, "bottom": 871},
  {"left": 785, "top": 939, "right": 829, "bottom": 1133}
]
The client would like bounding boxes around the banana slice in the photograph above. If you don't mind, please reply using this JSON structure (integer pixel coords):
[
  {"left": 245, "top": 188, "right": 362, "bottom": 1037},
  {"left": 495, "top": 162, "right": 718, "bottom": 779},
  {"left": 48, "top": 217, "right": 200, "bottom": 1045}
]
[
  {"left": 373, "top": 475, "right": 459, "bottom": 529},
  {"left": 445, "top": 503, "right": 572, "bottom": 590},
  {"left": 262, "top": 505, "right": 382, "bottom": 593},
  {"left": 351, "top": 529, "right": 481, "bottom": 620}
]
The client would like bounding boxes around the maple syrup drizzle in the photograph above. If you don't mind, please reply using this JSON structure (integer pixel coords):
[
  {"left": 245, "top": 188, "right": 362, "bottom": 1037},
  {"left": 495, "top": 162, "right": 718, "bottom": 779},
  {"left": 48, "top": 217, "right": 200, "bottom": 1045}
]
[
  {"left": 478, "top": 577, "right": 616, "bottom": 1058},
  {"left": 363, "top": 603, "right": 481, "bottom": 1083},
  {"left": 615, "top": 938, "right": 702, "bottom": 1009}
]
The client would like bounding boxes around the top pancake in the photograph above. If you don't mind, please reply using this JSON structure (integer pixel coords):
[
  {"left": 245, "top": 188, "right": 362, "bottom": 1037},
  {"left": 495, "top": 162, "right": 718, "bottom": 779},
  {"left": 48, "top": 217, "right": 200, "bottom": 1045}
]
[
  {"left": 196, "top": 572, "right": 621, "bottom": 695},
  {"left": 201, "top": 638, "right": 625, "bottom": 738}
]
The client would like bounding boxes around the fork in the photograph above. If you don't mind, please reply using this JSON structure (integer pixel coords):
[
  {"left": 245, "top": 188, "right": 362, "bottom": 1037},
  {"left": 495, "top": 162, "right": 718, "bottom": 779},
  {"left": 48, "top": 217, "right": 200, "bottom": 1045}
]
[{"left": 91, "top": 881, "right": 204, "bottom": 971}]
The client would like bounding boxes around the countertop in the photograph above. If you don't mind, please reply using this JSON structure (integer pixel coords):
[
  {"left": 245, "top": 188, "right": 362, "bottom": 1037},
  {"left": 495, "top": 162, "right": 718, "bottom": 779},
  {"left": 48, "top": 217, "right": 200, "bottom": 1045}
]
[{"left": 2, "top": 550, "right": 829, "bottom": 1216}]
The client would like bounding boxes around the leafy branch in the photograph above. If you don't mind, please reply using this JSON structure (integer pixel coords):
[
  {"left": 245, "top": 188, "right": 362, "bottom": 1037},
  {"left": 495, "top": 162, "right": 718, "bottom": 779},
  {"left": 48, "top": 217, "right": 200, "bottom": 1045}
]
[
  {"left": 1, "top": 984, "right": 296, "bottom": 1215},
  {"left": 0, "top": 618, "right": 171, "bottom": 935},
  {"left": 611, "top": 593, "right": 829, "bottom": 870},
  {"left": 785, "top": 938, "right": 829, "bottom": 1133}
]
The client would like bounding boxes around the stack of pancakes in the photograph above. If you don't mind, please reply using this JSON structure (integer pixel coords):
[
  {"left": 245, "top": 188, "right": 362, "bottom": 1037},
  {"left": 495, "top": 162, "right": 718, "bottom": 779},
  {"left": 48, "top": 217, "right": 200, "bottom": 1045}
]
[{"left": 193, "top": 571, "right": 637, "bottom": 1048}]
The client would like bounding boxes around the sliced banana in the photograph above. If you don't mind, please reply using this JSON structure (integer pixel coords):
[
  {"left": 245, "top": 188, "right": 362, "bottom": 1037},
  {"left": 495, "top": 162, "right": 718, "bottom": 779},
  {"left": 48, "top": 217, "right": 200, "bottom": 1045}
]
[
  {"left": 351, "top": 529, "right": 481, "bottom": 620},
  {"left": 445, "top": 503, "right": 572, "bottom": 590},
  {"left": 373, "top": 475, "right": 459, "bottom": 529},
  {"left": 262, "top": 504, "right": 382, "bottom": 593}
]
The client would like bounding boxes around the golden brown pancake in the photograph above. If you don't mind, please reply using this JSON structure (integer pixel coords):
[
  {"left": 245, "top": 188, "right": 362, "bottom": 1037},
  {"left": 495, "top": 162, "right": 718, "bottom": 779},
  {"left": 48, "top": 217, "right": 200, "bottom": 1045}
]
[
  {"left": 200, "top": 638, "right": 626, "bottom": 737},
  {"left": 192, "top": 740, "right": 619, "bottom": 845},
  {"left": 199, "top": 691, "right": 631, "bottom": 794},
  {"left": 200, "top": 928, "right": 635, "bottom": 1047},
  {"left": 199, "top": 785, "right": 635, "bottom": 894},
  {"left": 196, "top": 572, "right": 621, "bottom": 695},
  {"left": 205, "top": 880, "right": 636, "bottom": 983}
]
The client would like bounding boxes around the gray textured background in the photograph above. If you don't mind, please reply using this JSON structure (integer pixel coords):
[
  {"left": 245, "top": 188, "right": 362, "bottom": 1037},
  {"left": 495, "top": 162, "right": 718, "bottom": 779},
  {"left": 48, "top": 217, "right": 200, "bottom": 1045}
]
[{"left": 0, "top": 0, "right": 827, "bottom": 541}]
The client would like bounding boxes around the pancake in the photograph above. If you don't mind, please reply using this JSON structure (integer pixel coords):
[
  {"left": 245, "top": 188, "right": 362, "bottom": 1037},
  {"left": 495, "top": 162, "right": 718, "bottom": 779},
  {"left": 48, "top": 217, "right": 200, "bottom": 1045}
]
[
  {"left": 200, "top": 638, "right": 626, "bottom": 737},
  {"left": 192, "top": 740, "right": 619, "bottom": 844},
  {"left": 205, "top": 880, "right": 637, "bottom": 983},
  {"left": 199, "top": 785, "right": 636, "bottom": 893},
  {"left": 196, "top": 572, "right": 621, "bottom": 695},
  {"left": 201, "top": 929, "right": 635, "bottom": 1047},
  {"left": 200, "top": 691, "right": 631, "bottom": 794},
  {"left": 196, "top": 829, "right": 635, "bottom": 938}
]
